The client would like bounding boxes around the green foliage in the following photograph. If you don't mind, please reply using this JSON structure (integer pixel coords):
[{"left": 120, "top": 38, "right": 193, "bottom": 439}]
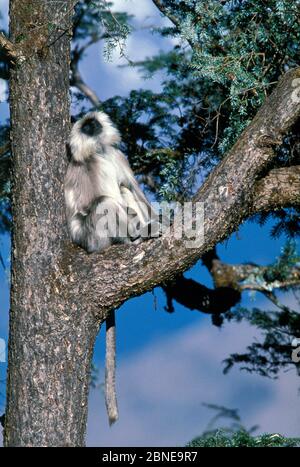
[
  {"left": 100, "top": 89, "right": 193, "bottom": 199},
  {"left": 0, "top": 0, "right": 298, "bottom": 423},
  {"left": 223, "top": 241, "right": 300, "bottom": 377},
  {"left": 255, "top": 207, "right": 300, "bottom": 239},
  {"left": 2, "top": 0, "right": 300, "bottom": 217},
  {"left": 164, "top": 0, "right": 300, "bottom": 154},
  {"left": 236, "top": 241, "right": 300, "bottom": 290},
  {"left": 106, "top": 0, "right": 300, "bottom": 207},
  {"left": 200, "top": 403, "right": 258, "bottom": 437},
  {"left": 264, "top": 241, "right": 300, "bottom": 283},
  {"left": 0, "top": 35, "right": 9, "bottom": 80},
  {"left": 223, "top": 305, "right": 300, "bottom": 377},
  {"left": 186, "top": 405, "right": 282, "bottom": 447},
  {"left": 187, "top": 430, "right": 300, "bottom": 447}
]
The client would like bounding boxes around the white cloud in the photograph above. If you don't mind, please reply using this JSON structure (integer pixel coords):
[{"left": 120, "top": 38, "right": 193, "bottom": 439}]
[
  {"left": 98, "top": 33, "right": 161, "bottom": 92},
  {"left": 0, "top": 0, "right": 8, "bottom": 10},
  {"left": 87, "top": 319, "right": 300, "bottom": 446},
  {"left": 81, "top": 0, "right": 181, "bottom": 100},
  {"left": 0, "top": 0, "right": 8, "bottom": 29},
  {"left": 0, "top": 79, "right": 7, "bottom": 102},
  {"left": 79, "top": 38, "right": 165, "bottom": 102},
  {"left": 112, "top": 0, "right": 163, "bottom": 23},
  {"left": 1, "top": 308, "right": 299, "bottom": 447},
  {"left": 125, "top": 34, "right": 159, "bottom": 61}
]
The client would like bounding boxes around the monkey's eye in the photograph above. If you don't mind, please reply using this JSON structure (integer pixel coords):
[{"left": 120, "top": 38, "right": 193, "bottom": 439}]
[{"left": 81, "top": 118, "right": 102, "bottom": 137}]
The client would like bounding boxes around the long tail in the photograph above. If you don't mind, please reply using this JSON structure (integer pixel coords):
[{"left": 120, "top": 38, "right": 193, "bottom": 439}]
[{"left": 105, "top": 311, "right": 119, "bottom": 425}]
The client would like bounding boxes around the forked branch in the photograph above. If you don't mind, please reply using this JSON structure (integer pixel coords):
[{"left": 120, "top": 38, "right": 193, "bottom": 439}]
[{"left": 63, "top": 67, "right": 300, "bottom": 321}]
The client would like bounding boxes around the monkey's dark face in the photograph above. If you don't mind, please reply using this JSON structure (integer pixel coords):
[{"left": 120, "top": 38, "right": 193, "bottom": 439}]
[
  {"left": 70, "top": 111, "right": 121, "bottom": 161},
  {"left": 81, "top": 117, "right": 103, "bottom": 137}
]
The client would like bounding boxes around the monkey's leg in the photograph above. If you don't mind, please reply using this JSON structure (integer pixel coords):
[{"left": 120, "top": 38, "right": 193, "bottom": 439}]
[
  {"left": 105, "top": 310, "right": 119, "bottom": 425},
  {"left": 120, "top": 186, "right": 166, "bottom": 240},
  {"left": 120, "top": 186, "right": 150, "bottom": 226},
  {"left": 87, "top": 196, "right": 123, "bottom": 252}
]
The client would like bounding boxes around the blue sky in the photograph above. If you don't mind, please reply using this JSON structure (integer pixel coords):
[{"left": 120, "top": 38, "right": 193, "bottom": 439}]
[{"left": 0, "top": 0, "right": 299, "bottom": 447}]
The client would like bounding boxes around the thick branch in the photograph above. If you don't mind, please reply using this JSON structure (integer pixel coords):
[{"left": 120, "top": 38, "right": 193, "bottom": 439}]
[
  {"left": 152, "top": 0, "right": 181, "bottom": 29},
  {"left": 211, "top": 260, "right": 300, "bottom": 292},
  {"left": 63, "top": 67, "right": 300, "bottom": 321},
  {"left": 252, "top": 166, "right": 300, "bottom": 212},
  {"left": 165, "top": 238, "right": 300, "bottom": 318}
]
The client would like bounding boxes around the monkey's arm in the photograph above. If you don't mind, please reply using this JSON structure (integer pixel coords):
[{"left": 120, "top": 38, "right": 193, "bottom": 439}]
[
  {"left": 115, "top": 150, "right": 166, "bottom": 239},
  {"left": 120, "top": 184, "right": 150, "bottom": 223},
  {"left": 112, "top": 150, "right": 153, "bottom": 217}
]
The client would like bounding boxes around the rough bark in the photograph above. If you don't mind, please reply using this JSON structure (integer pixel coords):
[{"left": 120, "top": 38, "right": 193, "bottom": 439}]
[
  {"left": 3, "top": 0, "right": 300, "bottom": 448},
  {"left": 211, "top": 260, "right": 300, "bottom": 291},
  {"left": 252, "top": 166, "right": 300, "bottom": 212},
  {"left": 64, "top": 67, "right": 300, "bottom": 321},
  {"left": 5, "top": 0, "right": 98, "bottom": 447}
]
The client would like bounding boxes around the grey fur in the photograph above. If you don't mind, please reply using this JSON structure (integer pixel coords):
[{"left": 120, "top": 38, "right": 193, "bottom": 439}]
[
  {"left": 65, "top": 111, "right": 160, "bottom": 426},
  {"left": 65, "top": 111, "right": 158, "bottom": 253}
]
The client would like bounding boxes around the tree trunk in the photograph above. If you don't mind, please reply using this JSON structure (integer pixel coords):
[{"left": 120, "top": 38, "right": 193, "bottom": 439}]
[
  {"left": 3, "top": 0, "right": 300, "bottom": 448},
  {"left": 4, "top": 0, "right": 98, "bottom": 447}
]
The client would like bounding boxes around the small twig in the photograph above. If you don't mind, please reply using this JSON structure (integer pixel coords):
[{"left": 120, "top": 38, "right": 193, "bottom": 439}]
[
  {"left": 100, "top": 0, "right": 133, "bottom": 64},
  {"left": 152, "top": 0, "right": 181, "bottom": 29},
  {"left": 263, "top": 291, "right": 292, "bottom": 313}
]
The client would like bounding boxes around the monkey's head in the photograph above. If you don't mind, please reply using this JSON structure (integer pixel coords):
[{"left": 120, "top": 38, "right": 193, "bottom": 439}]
[{"left": 70, "top": 111, "right": 121, "bottom": 162}]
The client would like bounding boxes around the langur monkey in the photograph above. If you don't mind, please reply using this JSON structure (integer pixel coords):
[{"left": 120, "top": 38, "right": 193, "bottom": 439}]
[{"left": 65, "top": 111, "right": 160, "bottom": 424}]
